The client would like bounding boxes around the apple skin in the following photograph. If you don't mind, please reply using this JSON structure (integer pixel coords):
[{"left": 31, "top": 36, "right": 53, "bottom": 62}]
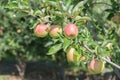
[
  {"left": 64, "top": 24, "right": 78, "bottom": 39},
  {"left": 66, "top": 47, "right": 81, "bottom": 63},
  {"left": 49, "top": 26, "right": 62, "bottom": 38},
  {"left": 88, "top": 59, "right": 105, "bottom": 74},
  {"left": 34, "top": 24, "right": 48, "bottom": 38},
  {"left": 66, "top": 47, "right": 74, "bottom": 62}
]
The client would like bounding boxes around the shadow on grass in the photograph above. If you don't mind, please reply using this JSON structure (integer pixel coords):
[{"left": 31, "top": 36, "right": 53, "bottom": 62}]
[{"left": 0, "top": 60, "right": 119, "bottom": 80}]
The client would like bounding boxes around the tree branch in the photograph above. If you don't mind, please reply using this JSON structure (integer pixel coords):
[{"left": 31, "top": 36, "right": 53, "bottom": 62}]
[
  {"left": 86, "top": 20, "right": 120, "bottom": 78},
  {"left": 79, "top": 41, "right": 120, "bottom": 70},
  {"left": 87, "top": 21, "right": 100, "bottom": 42}
]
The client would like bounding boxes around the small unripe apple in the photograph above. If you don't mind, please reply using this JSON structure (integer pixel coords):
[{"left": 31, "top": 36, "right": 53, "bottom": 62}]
[
  {"left": 17, "top": 29, "right": 22, "bottom": 33},
  {"left": 34, "top": 24, "right": 48, "bottom": 38},
  {"left": 49, "top": 26, "right": 62, "bottom": 38},
  {"left": 64, "top": 24, "right": 78, "bottom": 39},
  {"left": 66, "top": 47, "right": 81, "bottom": 63},
  {"left": 81, "top": 56, "right": 86, "bottom": 61},
  {"left": 88, "top": 59, "right": 105, "bottom": 74}
]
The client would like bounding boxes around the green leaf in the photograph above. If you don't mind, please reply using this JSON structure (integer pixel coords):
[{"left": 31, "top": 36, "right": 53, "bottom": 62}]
[
  {"left": 73, "top": 10, "right": 81, "bottom": 18},
  {"left": 48, "top": 1, "right": 57, "bottom": 8},
  {"left": 68, "top": 5, "right": 74, "bottom": 14},
  {"left": 63, "top": 38, "right": 72, "bottom": 52},
  {"left": 75, "top": 16, "right": 91, "bottom": 21},
  {"left": 47, "top": 43, "right": 62, "bottom": 55},
  {"left": 73, "top": 51, "right": 81, "bottom": 63},
  {"left": 44, "top": 41, "right": 53, "bottom": 47},
  {"left": 5, "top": 0, "right": 29, "bottom": 10},
  {"left": 22, "top": 0, "right": 29, "bottom": 5},
  {"left": 30, "top": 21, "right": 39, "bottom": 29},
  {"left": 72, "top": 1, "right": 86, "bottom": 13},
  {"left": 5, "top": 1, "right": 18, "bottom": 9},
  {"left": 66, "top": 0, "right": 72, "bottom": 10}
]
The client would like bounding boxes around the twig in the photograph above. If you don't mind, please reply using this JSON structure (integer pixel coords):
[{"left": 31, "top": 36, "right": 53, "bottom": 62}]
[
  {"left": 83, "top": 43, "right": 96, "bottom": 54},
  {"left": 86, "top": 20, "right": 120, "bottom": 78},
  {"left": 79, "top": 41, "right": 120, "bottom": 70},
  {"left": 101, "top": 57, "right": 120, "bottom": 70}
]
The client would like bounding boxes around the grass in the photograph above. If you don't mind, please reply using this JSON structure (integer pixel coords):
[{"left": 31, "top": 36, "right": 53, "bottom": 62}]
[{"left": 0, "top": 75, "right": 9, "bottom": 80}]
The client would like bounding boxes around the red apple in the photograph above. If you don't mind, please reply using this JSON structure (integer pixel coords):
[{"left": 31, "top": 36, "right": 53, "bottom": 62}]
[
  {"left": 66, "top": 47, "right": 81, "bottom": 63},
  {"left": 88, "top": 59, "right": 105, "bottom": 74},
  {"left": 64, "top": 24, "right": 78, "bottom": 39},
  {"left": 34, "top": 24, "right": 48, "bottom": 38},
  {"left": 49, "top": 26, "right": 62, "bottom": 38}
]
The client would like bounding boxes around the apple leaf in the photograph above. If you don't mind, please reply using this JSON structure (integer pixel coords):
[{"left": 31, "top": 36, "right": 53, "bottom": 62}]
[
  {"left": 48, "top": 1, "right": 57, "bottom": 8},
  {"left": 75, "top": 16, "right": 91, "bottom": 21},
  {"left": 5, "top": 1, "right": 18, "bottom": 9},
  {"left": 63, "top": 38, "right": 72, "bottom": 52},
  {"left": 72, "top": 0, "right": 87, "bottom": 13},
  {"left": 47, "top": 43, "right": 62, "bottom": 55}
]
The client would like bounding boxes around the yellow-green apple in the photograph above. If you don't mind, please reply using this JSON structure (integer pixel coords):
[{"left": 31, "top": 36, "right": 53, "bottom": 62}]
[
  {"left": 66, "top": 47, "right": 81, "bottom": 63},
  {"left": 49, "top": 26, "right": 62, "bottom": 38},
  {"left": 88, "top": 59, "right": 105, "bottom": 74}
]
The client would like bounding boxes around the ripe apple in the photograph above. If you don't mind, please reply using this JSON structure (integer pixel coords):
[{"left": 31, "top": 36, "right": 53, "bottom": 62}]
[
  {"left": 88, "top": 59, "right": 105, "bottom": 74},
  {"left": 64, "top": 24, "right": 78, "bottom": 39},
  {"left": 49, "top": 26, "right": 62, "bottom": 38},
  {"left": 66, "top": 47, "right": 81, "bottom": 63},
  {"left": 34, "top": 24, "right": 48, "bottom": 38}
]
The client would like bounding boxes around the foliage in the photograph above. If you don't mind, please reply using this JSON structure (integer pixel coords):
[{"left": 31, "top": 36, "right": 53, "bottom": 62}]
[{"left": 0, "top": 0, "right": 120, "bottom": 75}]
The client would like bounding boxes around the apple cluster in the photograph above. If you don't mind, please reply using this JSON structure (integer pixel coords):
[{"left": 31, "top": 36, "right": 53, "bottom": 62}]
[
  {"left": 34, "top": 23, "right": 105, "bottom": 74},
  {"left": 34, "top": 23, "right": 78, "bottom": 39}
]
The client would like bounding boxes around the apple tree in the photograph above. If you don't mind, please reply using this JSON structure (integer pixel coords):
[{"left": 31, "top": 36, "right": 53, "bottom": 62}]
[{"left": 1, "top": 0, "right": 120, "bottom": 79}]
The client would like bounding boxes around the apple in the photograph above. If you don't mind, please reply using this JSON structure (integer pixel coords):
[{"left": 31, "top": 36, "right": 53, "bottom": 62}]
[
  {"left": 49, "top": 26, "right": 62, "bottom": 38},
  {"left": 17, "top": 29, "right": 22, "bottom": 33},
  {"left": 88, "top": 59, "right": 105, "bottom": 74},
  {"left": 111, "top": 15, "right": 120, "bottom": 23},
  {"left": 64, "top": 24, "right": 78, "bottom": 39},
  {"left": 81, "top": 56, "right": 86, "bottom": 61},
  {"left": 66, "top": 47, "right": 81, "bottom": 63},
  {"left": 34, "top": 24, "right": 48, "bottom": 38}
]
